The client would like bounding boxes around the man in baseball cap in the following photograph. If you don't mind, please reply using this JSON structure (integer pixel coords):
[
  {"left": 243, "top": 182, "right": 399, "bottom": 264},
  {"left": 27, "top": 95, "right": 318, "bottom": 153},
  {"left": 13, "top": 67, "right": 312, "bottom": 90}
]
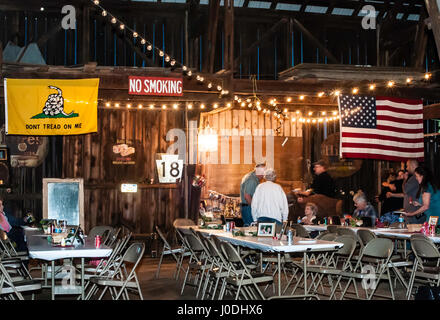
[{"left": 240, "top": 162, "right": 266, "bottom": 226}]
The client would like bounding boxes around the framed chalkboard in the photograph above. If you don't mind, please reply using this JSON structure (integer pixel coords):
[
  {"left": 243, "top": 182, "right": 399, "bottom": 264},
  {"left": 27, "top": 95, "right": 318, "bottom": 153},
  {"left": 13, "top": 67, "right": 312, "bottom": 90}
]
[{"left": 43, "top": 178, "right": 84, "bottom": 227}]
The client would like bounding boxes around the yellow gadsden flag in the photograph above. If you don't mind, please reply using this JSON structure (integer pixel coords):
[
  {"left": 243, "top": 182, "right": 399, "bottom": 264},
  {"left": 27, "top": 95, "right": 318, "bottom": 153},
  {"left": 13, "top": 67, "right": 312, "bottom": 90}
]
[{"left": 4, "top": 78, "right": 99, "bottom": 135}]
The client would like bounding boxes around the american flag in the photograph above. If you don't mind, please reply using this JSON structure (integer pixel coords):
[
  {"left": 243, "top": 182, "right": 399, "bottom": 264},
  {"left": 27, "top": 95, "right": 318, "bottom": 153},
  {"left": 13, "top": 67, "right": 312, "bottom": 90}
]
[{"left": 338, "top": 95, "right": 424, "bottom": 161}]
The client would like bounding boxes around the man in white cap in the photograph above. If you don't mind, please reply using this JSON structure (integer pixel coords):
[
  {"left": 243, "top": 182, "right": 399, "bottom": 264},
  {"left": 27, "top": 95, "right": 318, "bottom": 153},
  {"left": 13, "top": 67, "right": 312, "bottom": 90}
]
[
  {"left": 251, "top": 168, "right": 289, "bottom": 225},
  {"left": 240, "top": 162, "right": 266, "bottom": 226}
]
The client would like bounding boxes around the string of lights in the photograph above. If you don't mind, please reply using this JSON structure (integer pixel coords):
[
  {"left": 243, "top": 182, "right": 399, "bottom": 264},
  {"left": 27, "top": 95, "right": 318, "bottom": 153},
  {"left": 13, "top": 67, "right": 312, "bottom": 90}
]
[{"left": 90, "top": 0, "right": 432, "bottom": 126}]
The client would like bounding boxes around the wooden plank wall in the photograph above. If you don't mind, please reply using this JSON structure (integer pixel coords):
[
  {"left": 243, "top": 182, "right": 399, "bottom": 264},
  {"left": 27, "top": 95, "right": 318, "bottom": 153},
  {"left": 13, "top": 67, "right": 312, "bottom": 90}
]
[
  {"left": 62, "top": 108, "right": 185, "bottom": 234},
  {"left": 198, "top": 109, "right": 304, "bottom": 196}
]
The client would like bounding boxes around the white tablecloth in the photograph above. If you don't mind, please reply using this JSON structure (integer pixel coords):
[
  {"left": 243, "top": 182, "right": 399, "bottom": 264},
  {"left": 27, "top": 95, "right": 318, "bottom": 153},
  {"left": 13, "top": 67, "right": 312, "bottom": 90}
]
[
  {"left": 179, "top": 227, "right": 343, "bottom": 253},
  {"left": 25, "top": 229, "right": 112, "bottom": 261},
  {"left": 303, "top": 224, "right": 440, "bottom": 243}
]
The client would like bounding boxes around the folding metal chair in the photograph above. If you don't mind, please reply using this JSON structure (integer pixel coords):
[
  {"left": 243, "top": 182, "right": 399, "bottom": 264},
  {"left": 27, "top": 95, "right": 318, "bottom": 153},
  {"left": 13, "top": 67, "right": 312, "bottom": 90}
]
[
  {"left": 290, "top": 224, "right": 310, "bottom": 238},
  {"left": 88, "top": 226, "right": 114, "bottom": 240},
  {"left": 155, "top": 225, "right": 189, "bottom": 279},
  {"left": 219, "top": 241, "right": 273, "bottom": 300},
  {"left": 406, "top": 237, "right": 440, "bottom": 300},
  {"left": 357, "top": 229, "right": 377, "bottom": 247},
  {"left": 86, "top": 242, "right": 145, "bottom": 300},
  {"left": 330, "top": 238, "right": 395, "bottom": 300},
  {"left": 0, "top": 260, "right": 41, "bottom": 300},
  {"left": 180, "top": 230, "right": 206, "bottom": 295}
]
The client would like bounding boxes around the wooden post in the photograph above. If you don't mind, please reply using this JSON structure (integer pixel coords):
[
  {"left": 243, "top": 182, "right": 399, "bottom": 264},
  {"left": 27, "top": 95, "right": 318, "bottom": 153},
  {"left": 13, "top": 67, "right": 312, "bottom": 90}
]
[
  {"left": 425, "top": 0, "right": 440, "bottom": 61},
  {"left": 203, "top": 0, "right": 220, "bottom": 73},
  {"left": 82, "top": 3, "right": 90, "bottom": 64},
  {"left": 224, "top": 0, "right": 234, "bottom": 73}
]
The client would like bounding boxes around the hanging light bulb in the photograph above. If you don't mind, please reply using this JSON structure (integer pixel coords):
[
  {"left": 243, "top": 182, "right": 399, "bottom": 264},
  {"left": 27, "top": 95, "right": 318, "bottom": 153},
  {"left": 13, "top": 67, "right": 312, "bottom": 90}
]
[
  {"left": 299, "top": 95, "right": 305, "bottom": 100},
  {"left": 149, "top": 104, "right": 154, "bottom": 109},
  {"left": 406, "top": 77, "right": 412, "bottom": 84},
  {"left": 333, "top": 90, "right": 341, "bottom": 96},
  {"left": 196, "top": 75, "right": 201, "bottom": 81},
  {"left": 352, "top": 87, "right": 359, "bottom": 94},
  {"left": 126, "top": 104, "right": 131, "bottom": 108},
  {"left": 207, "top": 83, "right": 213, "bottom": 89},
  {"left": 217, "top": 85, "right": 222, "bottom": 91},
  {"left": 308, "top": 111, "right": 313, "bottom": 116},
  {"left": 241, "top": 102, "right": 245, "bottom": 107},
  {"left": 119, "top": 24, "right": 125, "bottom": 30},
  {"left": 198, "top": 125, "right": 218, "bottom": 152},
  {"left": 283, "top": 108, "right": 288, "bottom": 113},
  {"left": 200, "top": 104, "right": 205, "bottom": 109},
  {"left": 188, "top": 104, "right": 193, "bottom": 110},
  {"left": 182, "top": 66, "right": 187, "bottom": 71},
  {"left": 93, "top": 0, "right": 100, "bottom": 5},
  {"left": 213, "top": 103, "right": 218, "bottom": 109},
  {"left": 170, "top": 60, "right": 176, "bottom": 66},
  {"left": 105, "top": 102, "right": 110, "bottom": 107},
  {"left": 173, "top": 104, "right": 178, "bottom": 109},
  {"left": 187, "top": 70, "right": 192, "bottom": 76},
  {"left": 286, "top": 97, "right": 292, "bottom": 102},
  {"left": 101, "top": 10, "right": 107, "bottom": 17},
  {"left": 132, "top": 32, "right": 138, "bottom": 38},
  {"left": 162, "top": 104, "right": 167, "bottom": 110},
  {"left": 147, "top": 44, "right": 153, "bottom": 51},
  {"left": 387, "top": 80, "right": 394, "bottom": 87},
  {"left": 115, "top": 103, "right": 120, "bottom": 108},
  {"left": 424, "top": 73, "right": 432, "bottom": 80},
  {"left": 138, "top": 104, "right": 143, "bottom": 109},
  {"left": 226, "top": 103, "right": 231, "bottom": 107},
  {"left": 318, "top": 92, "right": 325, "bottom": 97},
  {"left": 140, "top": 39, "right": 146, "bottom": 45},
  {"left": 234, "top": 95, "right": 239, "bottom": 101},
  {"left": 332, "top": 111, "right": 338, "bottom": 116},
  {"left": 159, "top": 50, "right": 164, "bottom": 57},
  {"left": 111, "top": 17, "right": 117, "bottom": 24},
  {"left": 369, "top": 84, "right": 376, "bottom": 90}
]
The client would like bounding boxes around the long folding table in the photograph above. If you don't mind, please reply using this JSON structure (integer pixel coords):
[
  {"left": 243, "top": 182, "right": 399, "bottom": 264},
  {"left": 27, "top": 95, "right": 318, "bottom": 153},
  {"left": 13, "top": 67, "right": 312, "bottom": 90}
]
[
  {"left": 24, "top": 228, "right": 112, "bottom": 300},
  {"left": 178, "top": 226, "right": 343, "bottom": 297}
]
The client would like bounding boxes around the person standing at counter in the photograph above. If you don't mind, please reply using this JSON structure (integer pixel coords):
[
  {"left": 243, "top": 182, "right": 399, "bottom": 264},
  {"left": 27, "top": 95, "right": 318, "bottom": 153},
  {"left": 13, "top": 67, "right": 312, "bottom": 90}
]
[
  {"left": 402, "top": 166, "right": 440, "bottom": 225},
  {"left": 297, "top": 160, "right": 336, "bottom": 203},
  {"left": 240, "top": 162, "right": 266, "bottom": 226},
  {"left": 387, "top": 159, "right": 424, "bottom": 224},
  {"left": 251, "top": 168, "right": 289, "bottom": 225}
]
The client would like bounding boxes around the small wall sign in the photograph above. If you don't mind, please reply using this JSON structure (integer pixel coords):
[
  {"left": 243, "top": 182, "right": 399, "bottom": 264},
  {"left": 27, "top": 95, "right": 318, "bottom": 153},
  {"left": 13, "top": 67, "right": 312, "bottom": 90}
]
[{"left": 156, "top": 154, "right": 183, "bottom": 183}]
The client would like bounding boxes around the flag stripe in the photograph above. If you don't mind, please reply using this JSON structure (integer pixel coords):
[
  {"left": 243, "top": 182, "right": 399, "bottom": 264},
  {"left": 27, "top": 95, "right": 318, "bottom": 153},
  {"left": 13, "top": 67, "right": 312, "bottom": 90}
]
[
  {"left": 341, "top": 148, "right": 424, "bottom": 158},
  {"left": 376, "top": 115, "right": 423, "bottom": 124},
  {"left": 341, "top": 127, "right": 423, "bottom": 139},
  {"left": 376, "top": 96, "right": 423, "bottom": 106},
  {"left": 376, "top": 105, "right": 423, "bottom": 116},
  {"left": 376, "top": 124, "right": 423, "bottom": 133},
  {"left": 342, "top": 152, "right": 424, "bottom": 162},
  {"left": 341, "top": 142, "right": 424, "bottom": 153},
  {"left": 341, "top": 137, "right": 424, "bottom": 148},
  {"left": 341, "top": 132, "right": 424, "bottom": 144}
]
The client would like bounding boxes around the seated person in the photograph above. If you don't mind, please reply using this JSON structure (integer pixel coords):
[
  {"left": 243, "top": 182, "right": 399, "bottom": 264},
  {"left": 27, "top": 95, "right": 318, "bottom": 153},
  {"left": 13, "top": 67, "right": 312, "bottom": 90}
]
[
  {"left": 0, "top": 198, "right": 27, "bottom": 252},
  {"left": 352, "top": 191, "right": 377, "bottom": 227},
  {"left": 300, "top": 202, "right": 318, "bottom": 225},
  {"left": 299, "top": 202, "right": 319, "bottom": 238}
]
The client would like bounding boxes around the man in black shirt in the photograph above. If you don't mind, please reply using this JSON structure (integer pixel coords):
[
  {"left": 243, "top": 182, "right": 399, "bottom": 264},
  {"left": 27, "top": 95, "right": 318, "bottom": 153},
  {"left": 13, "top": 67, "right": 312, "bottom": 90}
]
[{"left": 297, "top": 159, "right": 336, "bottom": 200}]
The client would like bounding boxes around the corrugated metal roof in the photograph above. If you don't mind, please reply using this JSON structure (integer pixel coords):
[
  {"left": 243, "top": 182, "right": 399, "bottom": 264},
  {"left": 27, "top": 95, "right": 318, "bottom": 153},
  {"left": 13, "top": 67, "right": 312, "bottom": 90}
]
[
  {"left": 276, "top": 3, "right": 301, "bottom": 11},
  {"left": 396, "top": 12, "right": 404, "bottom": 19}
]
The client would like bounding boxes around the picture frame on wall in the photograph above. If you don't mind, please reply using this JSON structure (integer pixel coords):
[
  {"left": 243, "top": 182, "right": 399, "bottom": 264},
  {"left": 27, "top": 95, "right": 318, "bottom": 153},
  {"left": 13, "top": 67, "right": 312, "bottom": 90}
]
[{"left": 257, "top": 222, "right": 276, "bottom": 237}]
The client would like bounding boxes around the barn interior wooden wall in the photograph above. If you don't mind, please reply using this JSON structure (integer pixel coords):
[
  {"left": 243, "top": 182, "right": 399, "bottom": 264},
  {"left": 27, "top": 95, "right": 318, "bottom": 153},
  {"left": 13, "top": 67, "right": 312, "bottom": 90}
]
[{"left": 62, "top": 107, "right": 187, "bottom": 234}]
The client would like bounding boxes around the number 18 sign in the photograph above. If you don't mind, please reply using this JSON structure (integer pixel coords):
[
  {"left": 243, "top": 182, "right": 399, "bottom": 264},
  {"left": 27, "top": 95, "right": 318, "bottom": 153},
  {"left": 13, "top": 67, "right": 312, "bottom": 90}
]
[{"left": 156, "top": 154, "right": 183, "bottom": 183}]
